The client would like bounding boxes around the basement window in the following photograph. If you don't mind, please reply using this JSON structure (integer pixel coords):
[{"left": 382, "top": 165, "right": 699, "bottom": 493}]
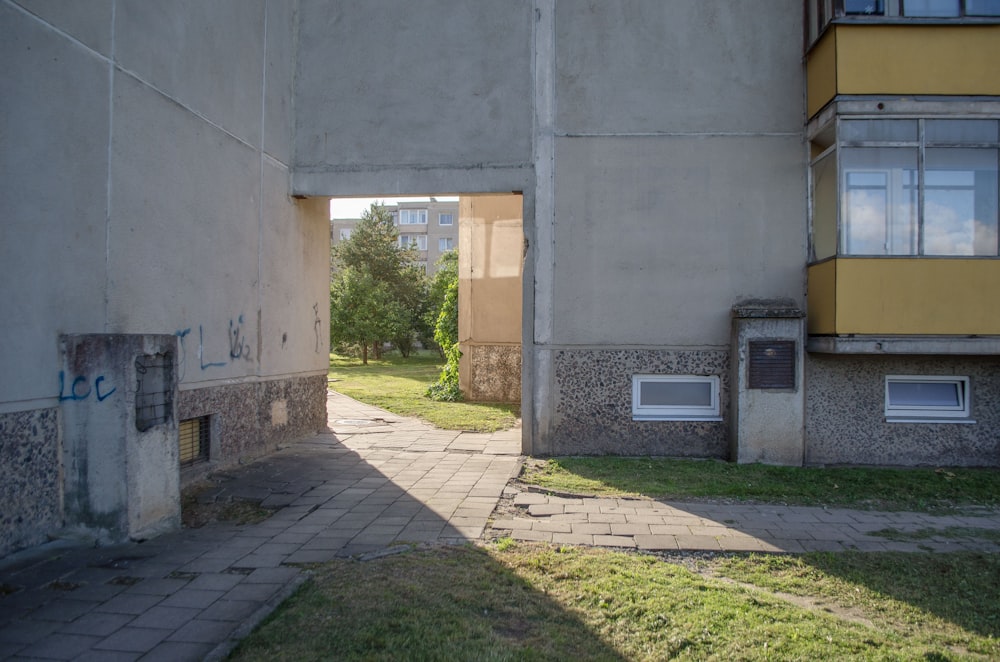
[
  {"left": 885, "top": 375, "right": 973, "bottom": 422},
  {"left": 179, "top": 415, "right": 211, "bottom": 467},
  {"left": 632, "top": 375, "right": 721, "bottom": 421}
]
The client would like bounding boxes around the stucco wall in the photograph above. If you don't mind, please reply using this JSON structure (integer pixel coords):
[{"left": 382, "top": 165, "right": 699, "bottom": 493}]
[{"left": 1, "top": 0, "right": 329, "bottom": 555}]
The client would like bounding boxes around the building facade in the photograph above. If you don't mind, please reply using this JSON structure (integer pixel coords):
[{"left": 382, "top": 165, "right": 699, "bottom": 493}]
[
  {"left": 3, "top": 0, "right": 999, "bottom": 558},
  {"left": 330, "top": 199, "right": 459, "bottom": 276}
]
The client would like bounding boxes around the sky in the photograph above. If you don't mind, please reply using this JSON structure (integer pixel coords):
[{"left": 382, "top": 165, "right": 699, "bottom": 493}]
[{"left": 329, "top": 196, "right": 459, "bottom": 219}]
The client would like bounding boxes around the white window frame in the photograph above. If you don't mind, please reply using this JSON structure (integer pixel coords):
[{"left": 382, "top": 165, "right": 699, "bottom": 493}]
[
  {"left": 632, "top": 375, "right": 722, "bottom": 421},
  {"left": 399, "top": 209, "right": 428, "bottom": 225},
  {"left": 884, "top": 375, "right": 973, "bottom": 422},
  {"left": 339, "top": 228, "right": 352, "bottom": 240},
  {"left": 399, "top": 234, "right": 427, "bottom": 250},
  {"left": 438, "top": 213, "right": 454, "bottom": 226},
  {"left": 439, "top": 237, "right": 454, "bottom": 251}
]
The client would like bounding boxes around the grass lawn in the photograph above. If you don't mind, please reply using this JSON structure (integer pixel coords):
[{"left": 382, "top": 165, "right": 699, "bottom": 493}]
[
  {"left": 230, "top": 543, "right": 1000, "bottom": 661},
  {"left": 328, "top": 351, "right": 519, "bottom": 432},
  {"left": 520, "top": 457, "right": 1000, "bottom": 513}
]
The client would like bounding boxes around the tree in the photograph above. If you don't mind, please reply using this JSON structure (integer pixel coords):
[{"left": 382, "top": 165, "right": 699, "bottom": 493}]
[
  {"left": 426, "top": 261, "right": 462, "bottom": 401},
  {"left": 330, "top": 203, "right": 427, "bottom": 363},
  {"left": 423, "top": 250, "right": 458, "bottom": 357}
]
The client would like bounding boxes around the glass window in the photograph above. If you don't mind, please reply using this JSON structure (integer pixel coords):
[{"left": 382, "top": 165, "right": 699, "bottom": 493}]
[
  {"left": 845, "top": 0, "right": 885, "bottom": 13},
  {"left": 438, "top": 237, "right": 454, "bottom": 251},
  {"left": 926, "top": 120, "right": 999, "bottom": 144},
  {"left": 438, "top": 213, "right": 454, "bottom": 226},
  {"left": 841, "top": 119, "right": 918, "bottom": 143},
  {"left": 632, "top": 375, "right": 721, "bottom": 421},
  {"left": 903, "top": 0, "right": 961, "bottom": 16},
  {"left": 885, "top": 376, "right": 971, "bottom": 420},
  {"left": 966, "top": 0, "right": 1000, "bottom": 14},
  {"left": 812, "top": 119, "right": 1000, "bottom": 258},
  {"left": 812, "top": 151, "right": 839, "bottom": 260},
  {"left": 399, "top": 209, "right": 427, "bottom": 225},
  {"left": 924, "top": 148, "right": 999, "bottom": 255},
  {"left": 841, "top": 147, "right": 919, "bottom": 255},
  {"left": 339, "top": 228, "right": 352, "bottom": 240}
]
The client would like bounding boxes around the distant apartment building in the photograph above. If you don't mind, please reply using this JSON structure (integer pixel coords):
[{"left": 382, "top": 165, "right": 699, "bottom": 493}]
[{"left": 330, "top": 199, "right": 459, "bottom": 275}]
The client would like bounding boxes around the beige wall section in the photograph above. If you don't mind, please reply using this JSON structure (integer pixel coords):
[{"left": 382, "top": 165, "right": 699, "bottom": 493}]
[
  {"left": 810, "top": 258, "right": 1000, "bottom": 335},
  {"left": 806, "top": 29, "right": 837, "bottom": 119},
  {"left": 458, "top": 195, "right": 523, "bottom": 402},
  {"left": 808, "top": 24, "right": 1000, "bottom": 118},
  {"left": 806, "top": 260, "right": 837, "bottom": 335}
]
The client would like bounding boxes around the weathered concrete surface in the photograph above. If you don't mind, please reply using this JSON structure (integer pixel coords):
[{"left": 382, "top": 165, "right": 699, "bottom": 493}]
[
  {"left": 730, "top": 303, "right": 806, "bottom": 466},
  {"left": 60, "top": 334, "right": 181, "bottom": 543},
  {"left": 293, "top": 0, "right": 534, "bottom": 195},
  {"left": 1, "top": 0, "right": 330, "bottom": 556}
]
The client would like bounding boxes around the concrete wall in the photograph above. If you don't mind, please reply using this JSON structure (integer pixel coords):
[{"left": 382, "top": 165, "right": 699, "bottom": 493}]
[
  {"left": 537, "top": 1, "right": 807, "bottom": 453},
  {"left": 1, "top": 0, "right": 329, "bottom": 556},
  {"left": 458, "top": 195, "right": 523, "bottom": 403},
  {"left": 292, "top": 0, "right": 807, "bottom": 455}
]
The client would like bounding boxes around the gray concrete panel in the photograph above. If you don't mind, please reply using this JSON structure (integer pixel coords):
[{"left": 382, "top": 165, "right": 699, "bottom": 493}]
[
  {"left": 555, "top": 0, "right": 804, "bottom": 134},
  {"left": 13, "top": 0, "right": 114, "bottom": 56},
  {"left": 108, "top": 71, "right": 260, "bottom": 384},
  {"left": 115, "top": 0, "right": 265, "bottom": 148},
  {"left": 259, "top": 161, "right": 330, "bottom": 375},
  {"left": 294, "top": 0, "right": 533, "bottom": 170},
  {"left": 552, "top": 135, "right": 806, "bottom": 346},
  {"left": 263, "top": 0, "right": 296, "bottom": 165},
  {"left": 0, "top": 5, "right": 109, "bottom": 403}
]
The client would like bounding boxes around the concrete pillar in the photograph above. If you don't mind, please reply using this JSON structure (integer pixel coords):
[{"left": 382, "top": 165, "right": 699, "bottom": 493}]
[
  {"left": 730, "top": 300, "right": 805, "bottom": 466},
  {"left": 60, "top": 334, "right": 180, "bottom": 542}
]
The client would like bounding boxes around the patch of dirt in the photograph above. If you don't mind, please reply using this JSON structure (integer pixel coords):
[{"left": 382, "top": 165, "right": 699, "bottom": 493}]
[{"left": 181, "top": 480, "right": 276, "bottom": 529}]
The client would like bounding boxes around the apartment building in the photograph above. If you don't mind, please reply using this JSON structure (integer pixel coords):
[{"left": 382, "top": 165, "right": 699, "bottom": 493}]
[
  {"left": 802, "top": 0, "right": 1000, "bottom": 465},
  {"left": 330, "top": 199, "right": 459, "bottom": 275},
  {"left": 4, "top": 0, "right": 999, "bottom": 558}
]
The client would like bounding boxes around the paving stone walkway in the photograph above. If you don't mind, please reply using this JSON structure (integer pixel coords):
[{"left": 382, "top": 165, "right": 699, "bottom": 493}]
[
  {"left": 0, "top": 392, "right": 520, "bottom": 661},
  {"left": 488, "top": 490, "right": 1000, "bottom": 554},
  {"left": 2, "top": 390, "right": 998, "bottom": 660}
]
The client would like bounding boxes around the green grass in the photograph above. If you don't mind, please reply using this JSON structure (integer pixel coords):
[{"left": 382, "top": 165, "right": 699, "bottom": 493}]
[
  {"left": 329, "top": 351, "right": 519, "bottom": 432},
  {"left": 230, "top": 544, "right": 1000, "bottom": 661},
  {"left": 520, "top": 457, "right": 1000, "bottom": 513}
]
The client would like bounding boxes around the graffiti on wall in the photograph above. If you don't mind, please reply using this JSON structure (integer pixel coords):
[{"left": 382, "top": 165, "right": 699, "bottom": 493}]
[
  {"left": 58, "top": 371, "right": 116, "bottom": 403},
  {"left": 174, "top": 314, "right": 253, "bottom": 380}
]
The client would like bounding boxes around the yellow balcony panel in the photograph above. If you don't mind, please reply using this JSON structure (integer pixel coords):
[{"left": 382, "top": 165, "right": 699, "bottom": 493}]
[
  {"left": 808, "top": 257, "right": 1000, "bottom": 336},
  {"left": 806, "top": 24, "right": 1000, "bottom": 119}
]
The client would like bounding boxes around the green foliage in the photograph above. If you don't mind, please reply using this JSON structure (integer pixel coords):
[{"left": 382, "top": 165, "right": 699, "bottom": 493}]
[
  {"left": 423, "top": 250, "right": 458, "bottom": 352},
  {"left": 329, "top": 351, "right": 518, "bottom": 432},
  {"left": 427, "top": 271, "right": 461, "bottom": 401},
  {"left": 330, "top": 203, "right": 427, "bottom": 362}
]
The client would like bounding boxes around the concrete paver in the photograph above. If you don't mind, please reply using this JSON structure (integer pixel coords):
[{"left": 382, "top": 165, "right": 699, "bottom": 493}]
[{"left": 3, "top": 389, "right": 999, "bottom": 660}]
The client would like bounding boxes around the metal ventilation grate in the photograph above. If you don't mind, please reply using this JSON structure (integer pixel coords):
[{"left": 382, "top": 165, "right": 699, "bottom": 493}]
[
  {"left": 748, "top": 341, "right": 796, "bottom": 389},
  {"left": 179, "top": 416, "right": 210, "bottom": 467}
]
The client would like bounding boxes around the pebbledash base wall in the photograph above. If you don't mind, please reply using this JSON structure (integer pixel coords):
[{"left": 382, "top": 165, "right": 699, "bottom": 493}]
[
  {"left": 0, "top": 408, "right": 62, "bottom": 558},
  {"left": 805, "top": 354, "right": 1000, "bottom": 467},
  {"left": 546, "top": 348, "right": 731, "bottom": 457},
  {"left": 177, "top": 374, "right": 328, "bottom": 472}
]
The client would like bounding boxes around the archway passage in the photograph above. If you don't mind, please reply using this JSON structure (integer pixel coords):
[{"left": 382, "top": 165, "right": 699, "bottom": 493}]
[{"left": 328, "top": 193, "right": 525, "bottom": 438}]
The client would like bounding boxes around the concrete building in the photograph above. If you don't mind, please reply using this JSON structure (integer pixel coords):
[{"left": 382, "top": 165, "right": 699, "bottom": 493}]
[
  {"left": 330, "top": 199, "right": 459, "bottom": 275},
  {"left": 4, "top": 0, "right": 999, "bottom": 558}
]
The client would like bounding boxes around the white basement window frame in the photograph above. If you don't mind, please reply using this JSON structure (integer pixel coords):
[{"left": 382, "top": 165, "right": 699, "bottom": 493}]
[
  {"left": 632, "top": 375, "right": 722, "bottom": 421},
  {"left": 884, "top": 375, "right": 973, "bottom": 422}
]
